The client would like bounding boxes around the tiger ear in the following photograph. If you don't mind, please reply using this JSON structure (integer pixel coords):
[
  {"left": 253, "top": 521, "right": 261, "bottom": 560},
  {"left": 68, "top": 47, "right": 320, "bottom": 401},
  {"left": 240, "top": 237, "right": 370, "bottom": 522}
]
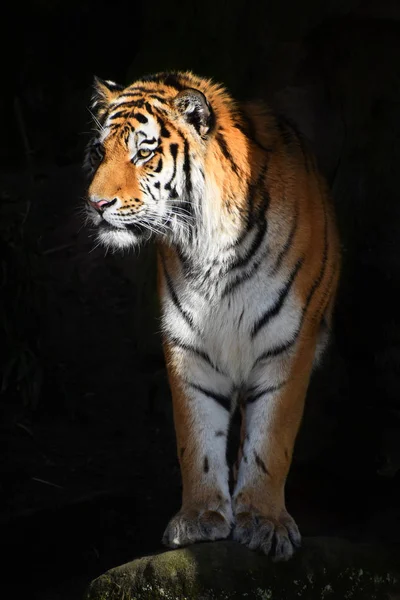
[
  {"left": 91, "top": 76, "right": 124, "bottom": 111},
  {"left": 173, "top": 88, "right": 214, "bottom": 138}
]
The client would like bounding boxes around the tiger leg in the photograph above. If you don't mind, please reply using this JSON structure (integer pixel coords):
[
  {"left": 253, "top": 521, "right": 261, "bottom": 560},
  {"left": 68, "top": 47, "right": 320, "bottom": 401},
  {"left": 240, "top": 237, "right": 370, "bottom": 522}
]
[
  {"left": 233, "top": 335, "right": 317, "bottom": 561},
  {"left": 162, "top": 344, "right": 233, "bottom": 548}
]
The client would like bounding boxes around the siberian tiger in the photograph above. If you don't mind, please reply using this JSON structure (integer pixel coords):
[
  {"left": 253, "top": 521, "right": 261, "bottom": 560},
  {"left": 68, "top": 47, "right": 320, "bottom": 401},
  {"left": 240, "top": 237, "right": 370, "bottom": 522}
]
[{"left": 84, "top": 71, "right": 340, "bottom": 561}]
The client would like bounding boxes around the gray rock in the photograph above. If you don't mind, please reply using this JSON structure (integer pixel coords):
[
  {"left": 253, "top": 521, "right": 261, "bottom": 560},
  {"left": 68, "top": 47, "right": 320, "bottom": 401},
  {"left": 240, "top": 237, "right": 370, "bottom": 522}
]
[{"left": 85, "top": 538, "right": 399, "bottom": 600}]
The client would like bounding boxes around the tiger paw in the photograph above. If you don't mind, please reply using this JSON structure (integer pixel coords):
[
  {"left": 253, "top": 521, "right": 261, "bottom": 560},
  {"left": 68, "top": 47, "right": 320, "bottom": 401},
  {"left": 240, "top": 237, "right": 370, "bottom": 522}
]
[
  {"left": 162, "top": 508, "right": 232, "bottom": 548},
  {"left": 233, "top": 509, "right": 301, "bottom": 561}
]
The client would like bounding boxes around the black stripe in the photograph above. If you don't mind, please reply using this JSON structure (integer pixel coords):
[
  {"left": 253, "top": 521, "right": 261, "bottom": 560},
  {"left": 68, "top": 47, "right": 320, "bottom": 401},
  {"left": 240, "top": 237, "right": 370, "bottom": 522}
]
[
  {"left": 188, "top": 383, "right": 231, "bottom": 412},
  {"left": 152, "top": 106, "right": 169, "bottom": 118},
  {"left": 246, "top": 381, "right": 286, "bottom": 403},
  {"left": 234, "top": 112, "right": 274, "bottom": 154},
  {"left": 276, "top": 116, "right": 294, "bottom": 146},
  {"left": 234, "top": 121, "right": 273, "bottom": 153},
  {"left": 148, "top": 94, "right": 169, "bottom": 104},
  {"left": 221, "top": 170, "right": 270, "bottom": 274},
  {"left": 303, "top": 204, "right": 329, "bottom": 315},
  {"left": 248, "top": 164, "right": 269, "bottom": 225},
  {"left": 254, "top": 452, "right": 270, "bottom": 475},
  {"left": 315, "top": 259, "right": 337, "bottom": 324},
  {"left": 168, "top": 336, "right": 222, "bottom": 373},
  {"left": 159, "top": 118, "right": 189, "bottom": 147},
  {"left": 108, "top": 100, "right": 141, "bottom": 110},
  {"left": 168, "top": 128, "right": 196, "bottom": 224},
  {"left": 254, "top": 336, "right": 297, "bottom": 365},
  {"left": 216, "top": 132, "right": 240, "bottom": 176},
  {"left": 134, "top": 99, "right": 146, "bottom": 109},
  {"left": 175, "top": 246, "right": 193, "bottom": 278},
  {"left": 183, "top": 138, "right": 192, "bottom": 197},
  {"left": 109, "top": 110, "right": 131, "bottom": 120},
  {"left": 117, "top": 92, "right": 144, "bottom": 97},
  {"left": 234, "top": 162, "right": 269, "bottom": 248},
  {"left": 134, "top": 112, "right": 148, "bottom": 123},
  {"left": 161, "top": 74, "right": 185, "bottom": 91},
  {"left": 114, "top": 98, "right": 145, "bottom": 110},
  {"left": 139, "top": 72, "right": 185, "bottom": 91},
  {"left": 111, "top": 97, "right": 157, "bottom": 113},
  {"left": 154, "top": 116, "right": 171, "bottom": 138},
  {"left": 165, "top": 143, "right": 178, "bottom": 190},
  {"left": 123, "top": 126, "right": 133, "bottom": 145},
  {"left": 124, "top": 85, "right": 154, "bottom": 93},
  {"left": 251, "top": 258, "right": 304, "bottom": 338},
  {"left": 161, "top": 255, "right": 195, "bottom": 331},
  {"left": 276, "top": 115, "right": 312, "bottom": 173},
  {"left": 160, "top": 123, "right": 171, "bottom": 138},
  {"left": 232, "top": 121, "right": 248, "bottom": 137},
  {"left": 154, "top": 158, "right": 163, "bottom": 173},
  {"left": 144, "top": 184, "right": 157, "bottom": 202},
  {"left": 252, "top": 206, "right": 330, "bottom": 365},
  {"left": 269, "top": 202, "right": 299, "bottom": 276},
  {"left": 225, "top": 219, "right": 267, "bottom": 274},
  {"left": 230, "top": 220, "right": 267, "bottom": 273},
  {"left": 119, "top": 92, "right": 144, "bottom": 106},
  {"left": 221, "top": 246, "right": 268, "bottom": 299}
]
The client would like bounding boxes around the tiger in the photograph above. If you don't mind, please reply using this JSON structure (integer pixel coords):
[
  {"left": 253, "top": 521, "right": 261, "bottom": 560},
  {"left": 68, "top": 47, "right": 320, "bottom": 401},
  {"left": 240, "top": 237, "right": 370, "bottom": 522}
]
[{"left": 84, "top": 71, "right": 340, "bottom": 561}]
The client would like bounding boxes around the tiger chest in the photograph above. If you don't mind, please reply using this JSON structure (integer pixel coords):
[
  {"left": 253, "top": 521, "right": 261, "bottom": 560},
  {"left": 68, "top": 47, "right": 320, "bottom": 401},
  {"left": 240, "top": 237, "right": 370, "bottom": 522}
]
[{"left": 162, "top": 265, "right": 302, "bottom": 386}]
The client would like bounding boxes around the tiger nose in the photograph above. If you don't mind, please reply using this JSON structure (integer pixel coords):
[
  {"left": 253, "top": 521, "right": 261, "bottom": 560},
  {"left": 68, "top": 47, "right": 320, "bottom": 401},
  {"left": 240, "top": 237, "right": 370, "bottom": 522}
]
[{"left": 89, "top": 198, "right": 117, "bottom": 213}]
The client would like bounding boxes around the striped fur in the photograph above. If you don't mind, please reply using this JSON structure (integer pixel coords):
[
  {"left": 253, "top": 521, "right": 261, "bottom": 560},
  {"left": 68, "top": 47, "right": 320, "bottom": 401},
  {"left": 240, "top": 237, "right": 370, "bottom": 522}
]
[{"left": 84, "top": 71, "right": 340, "bottom": 561}]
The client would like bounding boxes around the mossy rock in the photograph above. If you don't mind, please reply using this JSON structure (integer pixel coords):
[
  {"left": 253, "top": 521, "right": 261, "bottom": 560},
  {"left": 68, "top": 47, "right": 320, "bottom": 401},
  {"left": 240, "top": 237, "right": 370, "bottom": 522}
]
[{"left": 85, "top": 537, "right": 399, "bottom": 600}]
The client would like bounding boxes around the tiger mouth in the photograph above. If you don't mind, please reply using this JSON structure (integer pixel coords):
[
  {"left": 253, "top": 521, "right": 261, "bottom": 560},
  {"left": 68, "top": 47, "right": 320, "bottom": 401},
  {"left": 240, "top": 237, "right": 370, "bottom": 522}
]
[{"left": 98, "top": 220, "right": 147, "bottom": 236}]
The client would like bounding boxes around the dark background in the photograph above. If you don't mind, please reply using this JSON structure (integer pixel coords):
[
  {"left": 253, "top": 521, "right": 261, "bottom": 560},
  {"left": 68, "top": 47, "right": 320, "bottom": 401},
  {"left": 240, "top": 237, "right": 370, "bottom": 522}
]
[{"left": 1, "top": 1, "right": 400, "bottom": 598}]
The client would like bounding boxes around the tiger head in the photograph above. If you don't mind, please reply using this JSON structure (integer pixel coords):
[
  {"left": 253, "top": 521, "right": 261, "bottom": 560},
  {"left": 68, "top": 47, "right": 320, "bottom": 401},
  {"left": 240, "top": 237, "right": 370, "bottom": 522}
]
[{"left": 84, "top": 72, "right": 252, "bottom": 251}]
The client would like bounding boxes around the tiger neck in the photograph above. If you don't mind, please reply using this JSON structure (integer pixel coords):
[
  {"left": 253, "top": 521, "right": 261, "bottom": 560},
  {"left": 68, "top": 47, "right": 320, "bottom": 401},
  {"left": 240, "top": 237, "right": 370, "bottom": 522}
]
[
  {"left": 171, "top": 124, "right": 265, "bottom": 273},
  {"left": 173, "top": 195, "right": 247, "bottom": 268},
  {"left": 169, "top": 201, "right": 258, "bottom": 287}
]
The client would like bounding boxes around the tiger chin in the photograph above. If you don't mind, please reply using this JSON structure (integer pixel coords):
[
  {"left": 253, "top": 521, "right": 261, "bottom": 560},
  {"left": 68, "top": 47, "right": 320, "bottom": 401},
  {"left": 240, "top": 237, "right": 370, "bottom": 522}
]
[{"left": 83, "top": 71, "right": 340, "bottom": 561}]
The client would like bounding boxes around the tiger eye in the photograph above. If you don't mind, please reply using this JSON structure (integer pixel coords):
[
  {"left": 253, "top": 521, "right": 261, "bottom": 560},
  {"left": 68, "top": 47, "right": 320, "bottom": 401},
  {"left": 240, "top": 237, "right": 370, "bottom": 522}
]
[{"left": 138, "top": 149, "right": 152, "bottom": 159}]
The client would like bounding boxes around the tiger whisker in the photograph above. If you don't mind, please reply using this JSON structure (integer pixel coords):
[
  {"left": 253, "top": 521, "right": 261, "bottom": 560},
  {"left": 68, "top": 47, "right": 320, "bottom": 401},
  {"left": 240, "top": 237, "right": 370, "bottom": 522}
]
[
  {"left": 169, "top": 206, "right": 194, "bottom": 217},
  {"left": 168, "top": 217, "right": 192, "bottom": 238},
  {"left": 140, "top": 219, "right": 168, "bottom": 237},
  {"left": 169, "top": 217, "right": 193, "bottom": 232},
  {"left": 87, "top": 108, "right": 104, "bottom": 132},
  {"left": 140, "top": 213, "right": 172, "bottom": 233},
  {"left": 89, "top": 238, "right": 103, "bottom": 254},
  {"left": 167, "top": 211, "right": 195, "bottom": 228}
]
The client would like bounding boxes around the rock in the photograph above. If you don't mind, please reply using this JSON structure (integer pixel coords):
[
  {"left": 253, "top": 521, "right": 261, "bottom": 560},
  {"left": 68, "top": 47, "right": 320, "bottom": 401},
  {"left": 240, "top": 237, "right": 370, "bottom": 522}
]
[{"left": 85, "top": 538, "right": 399, "bottom": 600}]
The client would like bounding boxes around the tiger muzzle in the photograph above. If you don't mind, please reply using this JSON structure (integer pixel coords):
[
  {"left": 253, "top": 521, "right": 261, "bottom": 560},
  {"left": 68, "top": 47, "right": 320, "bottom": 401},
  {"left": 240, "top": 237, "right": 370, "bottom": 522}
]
[{"left": 89, "top": 198, "right": 117, "bottom": 214}]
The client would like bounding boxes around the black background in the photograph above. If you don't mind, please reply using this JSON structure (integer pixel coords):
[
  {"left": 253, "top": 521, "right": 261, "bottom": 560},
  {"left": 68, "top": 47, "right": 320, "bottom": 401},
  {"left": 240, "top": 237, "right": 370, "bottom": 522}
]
[{"left": 1, "top": 1, "right": 400, "bottom": 598}]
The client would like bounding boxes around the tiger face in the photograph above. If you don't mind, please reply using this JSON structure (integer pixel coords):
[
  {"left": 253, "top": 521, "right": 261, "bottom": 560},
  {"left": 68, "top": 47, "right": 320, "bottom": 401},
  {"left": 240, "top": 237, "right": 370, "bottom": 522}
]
[{"left": 85, "top": 74, "right": 215, "bottom": 250}]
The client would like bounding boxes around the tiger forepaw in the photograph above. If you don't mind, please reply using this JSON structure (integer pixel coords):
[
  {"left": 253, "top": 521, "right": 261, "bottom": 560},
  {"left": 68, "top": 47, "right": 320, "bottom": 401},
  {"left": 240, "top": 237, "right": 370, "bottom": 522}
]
[
  {"left": 233, "top": 509, "right": 301, "bottom": 561},
  {"left": 162, "top": 508, "right": 232, "bottom": 548}
]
